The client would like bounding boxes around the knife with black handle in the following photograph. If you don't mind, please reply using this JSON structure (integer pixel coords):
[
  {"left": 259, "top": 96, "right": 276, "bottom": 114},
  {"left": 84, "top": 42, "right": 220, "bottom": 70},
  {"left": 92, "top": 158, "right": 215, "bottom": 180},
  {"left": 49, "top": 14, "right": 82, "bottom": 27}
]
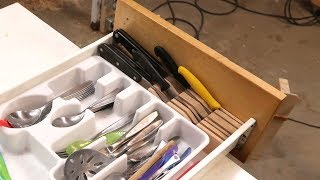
[
  {"left": 98, "top": 44, "right": 142, "bottom": 82},
  {"left": 98, "top": 44, "right": 170, "bottom": 102},
  {"left": 108, "top": 45, "right": 153, "bottom": 83},
  {"left": 154, "top": 46, "right": 190, "bottom": 89},
  {"left": 132, "top": 50, "right": 170, "bottom": 91},
  {"left": 113, "top": 29, "right": 169, "bottom": 78},
  {"left": 132, "top": 50, "right": 179, "bottom": 99}
]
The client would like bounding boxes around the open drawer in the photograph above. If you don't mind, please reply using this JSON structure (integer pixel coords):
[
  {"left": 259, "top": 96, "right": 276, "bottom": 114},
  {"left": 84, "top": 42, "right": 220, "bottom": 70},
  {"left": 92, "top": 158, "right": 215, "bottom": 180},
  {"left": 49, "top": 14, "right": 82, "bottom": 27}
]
[{"left": 0, "top": 0, "right": 288, "bottom": 179}]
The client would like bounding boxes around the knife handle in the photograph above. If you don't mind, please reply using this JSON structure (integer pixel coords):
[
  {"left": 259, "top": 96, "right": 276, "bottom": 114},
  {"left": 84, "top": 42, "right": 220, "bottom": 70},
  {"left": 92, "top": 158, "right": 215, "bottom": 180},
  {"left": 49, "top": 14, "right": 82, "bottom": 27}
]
[
  {"left": 132, "top": 50, "right": 170, "bottom": 91},
  {"left": 98, "top": 44, "right": 142, "bottom": 83},
  {"left": 113, "top": 29, "right": 169, "bottom": 78},
  {"left": 178, "top": 66, "right": 221, "bottom": 110},
  {"left": 109, "top": 45, "right": 154, "bottom": 83},
  {"left": 154, "top": 46, "right": 190, "bottom": 89}
]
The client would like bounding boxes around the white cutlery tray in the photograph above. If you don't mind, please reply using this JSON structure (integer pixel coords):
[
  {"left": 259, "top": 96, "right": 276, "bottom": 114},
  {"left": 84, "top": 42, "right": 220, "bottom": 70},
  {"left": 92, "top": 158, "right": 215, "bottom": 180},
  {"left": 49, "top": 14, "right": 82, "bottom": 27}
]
[
  {"left": 0, "top": 35, "right": 209, "bottom": 180},
  {"left": 0, "top": 33, "right": 257, "bottom": 180}
]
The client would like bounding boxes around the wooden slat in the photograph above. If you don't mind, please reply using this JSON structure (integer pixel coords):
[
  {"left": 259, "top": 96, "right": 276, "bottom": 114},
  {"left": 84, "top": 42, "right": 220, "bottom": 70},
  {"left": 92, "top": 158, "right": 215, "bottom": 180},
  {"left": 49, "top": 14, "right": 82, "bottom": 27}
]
[
  {"left": 203, "top": 117, "right": 231, "bottom": 137},
  {"left": 215, "top": 110, "right": 242, "bottom": 128},
  {"left": 207, "top": 113, "right": 237, "bottom": 134},
  {"left": 197, "top": 123, "right": 223, "bottom": 153},
  {"left": 202, "top": 119, "right": 229, "bottom": 140},
  {"left": 114, "top": 0, "right": 286, "bottom": 161}
]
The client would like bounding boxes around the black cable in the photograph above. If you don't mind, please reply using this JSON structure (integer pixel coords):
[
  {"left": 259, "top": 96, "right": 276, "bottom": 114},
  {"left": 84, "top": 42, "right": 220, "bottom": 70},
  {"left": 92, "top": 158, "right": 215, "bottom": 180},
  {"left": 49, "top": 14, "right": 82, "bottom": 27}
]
[
  {"left": 152, "top": 0, "right": 204, "bottom": 40},
  {"left": 221, "top": 0, "right": 314, "bottom": 20},
  {"left": 288, "top": 118, "right": 320, "bottom": 128},
  {"left": 166, "top": 17, "right": 200, "bottom": 39},
  {"left": 166, "top": 0, "right": 176, "bottom": 24},
  {"left": 194, "top": 0, "right": 238, "bottom": 15},
  {"left": 152, "top": 0, "right": 319, "bottom": 40}
]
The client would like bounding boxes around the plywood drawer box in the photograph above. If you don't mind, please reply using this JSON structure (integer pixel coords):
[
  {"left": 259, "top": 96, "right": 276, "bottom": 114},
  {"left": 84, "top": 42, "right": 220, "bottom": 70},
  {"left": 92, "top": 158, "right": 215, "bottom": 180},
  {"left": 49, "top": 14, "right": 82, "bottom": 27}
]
[{"left": 0, "top": 0, "right": 288, "bottom": 179}]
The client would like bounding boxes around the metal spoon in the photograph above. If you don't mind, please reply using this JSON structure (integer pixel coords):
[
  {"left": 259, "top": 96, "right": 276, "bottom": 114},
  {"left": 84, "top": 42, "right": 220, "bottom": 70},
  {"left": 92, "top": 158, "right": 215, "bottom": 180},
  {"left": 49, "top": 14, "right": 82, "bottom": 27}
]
[
  {"left": 64, "top": 149, "right": 116, "bottom": 180},
  {"left": 6, "top": 81, "right": 95, "bottom": 128},
  {"left": 52, "top": 88, "right": 121, "bottom": 127}
]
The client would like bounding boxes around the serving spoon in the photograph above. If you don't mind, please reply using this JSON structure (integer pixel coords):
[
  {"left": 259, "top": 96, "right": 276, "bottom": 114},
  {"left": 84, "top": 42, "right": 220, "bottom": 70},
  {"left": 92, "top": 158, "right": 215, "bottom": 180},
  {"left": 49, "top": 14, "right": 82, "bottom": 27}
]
[
  {"left": 6, "top": 81, "right": 95, "bottom": 128},
  {"left": 52, "top": 88, "right": 121, "bottom": 127}
]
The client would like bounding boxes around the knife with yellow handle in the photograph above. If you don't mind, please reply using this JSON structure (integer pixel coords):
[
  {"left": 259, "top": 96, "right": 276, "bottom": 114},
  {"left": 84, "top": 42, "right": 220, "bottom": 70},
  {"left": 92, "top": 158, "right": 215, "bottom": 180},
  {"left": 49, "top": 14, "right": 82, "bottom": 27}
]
[{"left": 178, "top": 66, "right": 221, "bottom": 110}]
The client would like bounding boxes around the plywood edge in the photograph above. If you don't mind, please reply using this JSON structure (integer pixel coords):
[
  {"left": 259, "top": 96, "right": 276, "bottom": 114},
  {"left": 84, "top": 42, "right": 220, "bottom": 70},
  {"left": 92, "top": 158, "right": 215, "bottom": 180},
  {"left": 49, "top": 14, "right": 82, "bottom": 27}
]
[{"left": 116, "top": 0, "right": 285, "bottom": 101}]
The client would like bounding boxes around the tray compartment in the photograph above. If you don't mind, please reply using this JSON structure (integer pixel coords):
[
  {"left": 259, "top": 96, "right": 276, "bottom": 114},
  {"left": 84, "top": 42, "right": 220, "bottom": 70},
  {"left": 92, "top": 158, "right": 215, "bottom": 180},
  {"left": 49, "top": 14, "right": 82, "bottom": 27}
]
[
  {"left": 47, "top": 56, "right": 112, "bottom": 98},
  {"left": 0, "top": 87, "right": 53, "bottom": 121},
  {"left": 0, "top": 131, "right": 59, "bottom": 180}
]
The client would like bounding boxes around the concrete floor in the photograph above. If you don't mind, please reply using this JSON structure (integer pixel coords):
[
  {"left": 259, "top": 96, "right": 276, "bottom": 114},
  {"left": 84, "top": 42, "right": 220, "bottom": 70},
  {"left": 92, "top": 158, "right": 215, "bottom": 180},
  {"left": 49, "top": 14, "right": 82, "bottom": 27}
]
[{"left": 1, "top": 0, "right": 320, "bottom": 179}]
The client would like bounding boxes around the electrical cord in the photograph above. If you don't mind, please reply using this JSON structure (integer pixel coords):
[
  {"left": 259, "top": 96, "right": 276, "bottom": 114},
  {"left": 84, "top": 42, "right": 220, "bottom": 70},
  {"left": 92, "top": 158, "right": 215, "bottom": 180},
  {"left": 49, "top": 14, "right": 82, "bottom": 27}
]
[
  {"left": 152, "top": 0, "right": 204, "bottom": 39},
  {"left": 151, "top": 0, "right": 319, "bottom": 39},
  {"left": 288, "top": 118, "right": 320, "bottom": 128},
  {"left": 151, "top": 0, "right": 320, "bottom": 128}
]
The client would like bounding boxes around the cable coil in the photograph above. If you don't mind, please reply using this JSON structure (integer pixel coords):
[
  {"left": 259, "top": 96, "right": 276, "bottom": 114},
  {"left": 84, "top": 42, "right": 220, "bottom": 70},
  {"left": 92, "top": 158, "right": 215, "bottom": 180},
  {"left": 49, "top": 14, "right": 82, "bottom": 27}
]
[{"left": 152, "top": 0, "right": 320, "bottom": 39}]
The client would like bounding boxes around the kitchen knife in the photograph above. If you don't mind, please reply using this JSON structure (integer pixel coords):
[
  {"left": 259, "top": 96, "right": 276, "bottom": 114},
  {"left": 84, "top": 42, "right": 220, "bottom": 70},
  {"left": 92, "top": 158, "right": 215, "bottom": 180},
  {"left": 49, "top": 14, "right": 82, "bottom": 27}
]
[
  {"left": 178, "top": 66, "right": 221, "bottom": 110},
  {"left": 154, "top": 46, "right": 190, "bottom": 89},
  {"left": 98, "top": 44, "right": 169, "bottom": 102},
  {"left": 113, "top": 29, "right": 168, "bottom": 78},
  {"left": 132, "top": 50, "right": 180, "bottom": 99}
]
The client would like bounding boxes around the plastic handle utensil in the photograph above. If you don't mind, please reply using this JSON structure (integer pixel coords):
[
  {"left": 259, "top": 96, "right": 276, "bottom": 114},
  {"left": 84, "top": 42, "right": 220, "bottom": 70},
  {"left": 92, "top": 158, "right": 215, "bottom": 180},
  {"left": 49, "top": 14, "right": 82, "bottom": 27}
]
[
  {"left": 0, "top": 120, "right": 12, "bottom": 128},
  {"left": 178, "top": 66, "right": 221, "bottom": 110},
  {"left": 65, "top": 131, "right": 126, "bottom": 155},
  {"left": 0, "top": 152, "right": 11, "bottom": 180},
  {"left": 140, "top": 144, "right": 178, "bottom": 180}
]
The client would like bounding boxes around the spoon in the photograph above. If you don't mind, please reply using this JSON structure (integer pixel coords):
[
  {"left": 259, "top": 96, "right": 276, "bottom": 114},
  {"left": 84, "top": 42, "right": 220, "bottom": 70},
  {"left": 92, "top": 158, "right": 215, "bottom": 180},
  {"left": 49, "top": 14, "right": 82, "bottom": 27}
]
[
  {"left": 64, "top": 149, "right": 116, "bottom": 180},
  {"left": 52, "top": 88, "right": 121, "bottom": 127},
  {"left": 6, "top": 81, "right": 95, "bottom": 128},
  {"left": 56, "top": 112, "right": 135, "bottom": 158}
]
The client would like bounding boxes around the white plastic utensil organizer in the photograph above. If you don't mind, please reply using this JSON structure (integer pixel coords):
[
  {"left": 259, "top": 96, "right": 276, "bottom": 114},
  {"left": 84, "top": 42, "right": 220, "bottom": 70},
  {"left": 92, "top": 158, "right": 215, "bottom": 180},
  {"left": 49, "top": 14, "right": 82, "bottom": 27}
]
[{"left": 0, "top": 34, "right": 256, "bottom": 180}]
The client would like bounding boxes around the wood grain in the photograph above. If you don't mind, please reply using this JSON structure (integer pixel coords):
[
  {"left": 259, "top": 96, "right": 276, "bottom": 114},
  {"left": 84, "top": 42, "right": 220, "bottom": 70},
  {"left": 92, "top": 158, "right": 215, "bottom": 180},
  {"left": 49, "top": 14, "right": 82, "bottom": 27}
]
[
  {"left": 171, "top": 98, "right": 198, "bottom": 124},
  {"left": 167, "top": 101, "right": 191, "bottom": 121},
  {"left": 114, "top": 0, "right": 286, "bottom": 161},
  {"left": 180, "top": 91, "right": 209, "bottom": 118},
  {"left": 204, "top": 117, "right": 231, "bottom": 137},
  {"left": 215, "top": 110, "right": 242, "bottom": 128},
  {"left": 208, "top": 113, "right": 237, "bottom": 134},
  {"left": 202, "top": 120, "right": 228, "bottom": 140},
  {"left": 186, "top": 89, "right": 212, "bottom": 113}
]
